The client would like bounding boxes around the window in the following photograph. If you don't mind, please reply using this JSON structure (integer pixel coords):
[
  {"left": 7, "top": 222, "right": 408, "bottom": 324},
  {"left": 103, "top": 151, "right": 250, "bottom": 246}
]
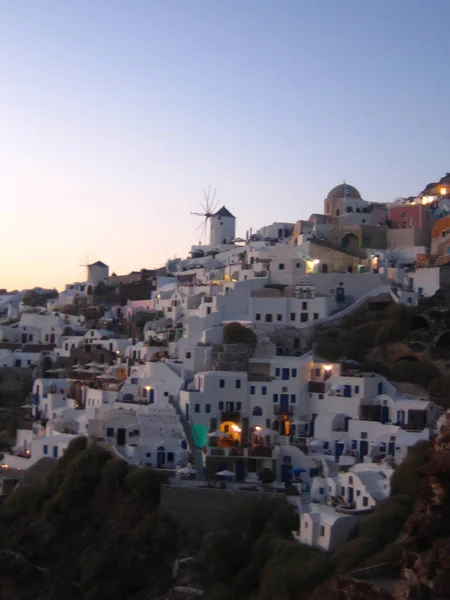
[
  {"left": 282, "top": 368, "right": 290, "bottom": 380},
  {"left": 236, "top": 402, "right": 242, "bottom": 410},
  {"left": 262, "top": 386, "right": 267, "bottom": 395},
  {"left": 348, "top": 476, "right": 353, "bottom": 484},
  {"left": 351, "top": 440, "right": 357, "bottom": 449},
  {"left": 356, "top": 490, "right": 361, "bottom": 496},
  {"left": 206, "top": 404, "right": 211, "bottom": 414},
  {"left": 164, "top": 391, "right": 169, "bottom": 397},
  {"left": 278, "top": 263, "right": 285, "bottom": 270},
  {"left": 341, "top": 486, "right": 345, "bottom": 495},
  {"left": 186, "top": 352, "right": 191, "bottom": 359},
  {"left": 302, "top": 301, "right": 307, "bottom": 310},
  {"left": 318, "top": 394, "right": 324, "bottom": 399},
  {"left": 236, "top": 379, "right": 241, "bottom": 389},
  {"left": 252, "top": 406, "right": 263, "bottom": 416},
  {"left": 45, "top": 334, "right": 49, "bottom": 342},
  {"left": 282, "top": 386, "right": 288, "bottom": 392},
  {"left": 273, "top": 394, "right": 279, "bottom": 403},
  {"left": 363, "top": 497, "right": 369, "bottom": 507},
  {"left": 323, "top": 441, "right": 329, "bottom": 449},
  {"left": 320, "top": 525, "right": 325, "bottom": 537},
  {"left": 290, "top": 394, "right": 296, "bottom": 404},
  {"left": 256, "top": 313, "right": 261, "bottom": 321},
  {"left": 167, "top": 452, "right": 174, "bottom": 462},
  {"left": 277, "top": 314, "right": 282, "bottom": 322},
  {"left": 304, "top": 521, "right": 308, "bottom": 529},
  {"left": 296, "top": 262, "right": 301, "bottom": 268},
  {"left": 275, "top": 368, "right": 280, "bottom": 377},
  {"left": 315, "top": 368, "right": 320, "bottom": 376},
  {"left": 300, "top": 313, "right": 308, "bottom": 322},
  {"left": 219, "top": 402, "right": 224, "bottom": 410},
  {"left": 146, "top": 452, "right": 151, "bottom": 458},
  {"left": 265, "top": 314, "right": 272, "bottom": 323},
  {"left": 355, "top": 385, "right": 360, "bottom": 393},
  {"left": 194, "top": 404, "right": 200, "bottom": 413},
  {"left": 250, "top": 386, "right": 255, "bottom": 395},
  {"left": 313, "top": 313, "right": 319, "bottom": 320},
  {"left": 131, "top": 378, "right": 138, "bottom": 385},
  {"left": 220, "top": 379, "right": 225, "bottom": 388},
  {"left": 106, "top": 427, "right": 114, "bottom": 437},
  {"left": 319, "top": 487, "right": 324, "bottom": 494},
  {"left": 290, "top": 312, "right": 296, "bottom": 321},
  {"left": 43, "top": 445, "right": 48, "bottom": 455},
  {"left": 361, "top": 432, "right": 368, "bottom": 439},
  {"left": 292, "top": 368, "right": 297, "bottom": 377}
]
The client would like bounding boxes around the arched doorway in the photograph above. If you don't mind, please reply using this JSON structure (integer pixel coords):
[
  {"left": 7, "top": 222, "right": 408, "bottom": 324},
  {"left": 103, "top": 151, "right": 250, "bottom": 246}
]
[{"left": 341, "top": 233, "right": 359, "bottom": 251}]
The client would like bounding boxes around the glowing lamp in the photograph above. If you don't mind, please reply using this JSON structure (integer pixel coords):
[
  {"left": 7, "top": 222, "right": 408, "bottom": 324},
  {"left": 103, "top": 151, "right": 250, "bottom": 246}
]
[
  {"left": 324, "top": 365, "right": 332, "bottom": 372},
  {"left": 441, "top": 187, "right": 447, "bottom": 196}
]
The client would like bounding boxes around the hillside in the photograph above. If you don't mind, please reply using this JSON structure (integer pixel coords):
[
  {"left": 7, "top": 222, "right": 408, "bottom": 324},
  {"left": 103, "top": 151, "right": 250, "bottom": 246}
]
[{"left": 0, "top": 438, "right": 181, "bottom": 600}]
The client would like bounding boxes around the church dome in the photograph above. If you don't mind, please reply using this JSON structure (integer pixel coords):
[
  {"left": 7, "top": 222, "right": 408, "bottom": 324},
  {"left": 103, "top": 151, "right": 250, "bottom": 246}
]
[{"left": 326, "top": 183, "right": 362, "bottom": 200}]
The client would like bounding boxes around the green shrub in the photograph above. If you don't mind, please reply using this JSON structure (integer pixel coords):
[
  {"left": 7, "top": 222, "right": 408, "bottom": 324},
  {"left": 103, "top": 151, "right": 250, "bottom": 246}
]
[{"left": 332, "top": 536, "right": 379, "bottom": 573}]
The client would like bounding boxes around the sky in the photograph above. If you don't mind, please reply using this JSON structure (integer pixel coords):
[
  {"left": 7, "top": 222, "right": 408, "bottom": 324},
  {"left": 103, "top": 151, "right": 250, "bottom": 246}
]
[{"left": 1, "top": 0, "right": 450, "bottom": 290}]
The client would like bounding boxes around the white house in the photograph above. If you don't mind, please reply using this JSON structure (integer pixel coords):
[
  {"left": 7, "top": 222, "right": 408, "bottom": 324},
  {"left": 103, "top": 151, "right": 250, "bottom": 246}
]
[{"left": 297, "top": 505, "right": 359, "bottom": 552}]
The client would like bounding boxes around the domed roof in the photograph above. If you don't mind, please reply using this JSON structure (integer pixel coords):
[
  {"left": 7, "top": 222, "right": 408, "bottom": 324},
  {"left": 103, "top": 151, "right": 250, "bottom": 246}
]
[{"left": 326, "top": 183, "right": 362, "bottom": 200}]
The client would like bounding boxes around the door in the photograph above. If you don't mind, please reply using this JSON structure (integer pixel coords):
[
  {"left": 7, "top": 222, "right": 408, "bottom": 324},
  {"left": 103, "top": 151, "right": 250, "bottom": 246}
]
[
  {"left": 53, "top": 446, "right": 58, "bottom": 458},
  {"left": 235, "top": 461, "right": 245, "bottom": 482},
  {"left": 281, "top": 464, "right": 292, "bottom": 483},
  {"left": 282, "top": 368, "right": 290, "bottom": 381},
  {"left": 210, "top": 417, "right": 217, "bottom": 432},
  {"left": 50, "top": 334, "right": 55, "bottom": 344},
  {"left": 21, "top": 333, "right": 27, "bottom": 343},
  {"left": 335, "top": 442, "right": 344, "bottom": 460},
  {"left": 348, "top": 486, "right": 354, "bottom": 503},
  {"left": 185, "top": 404, "right": 189, "bottom": 421},
  {"left": 280, "top": 394, "right": 289, "bottom": 415},
  {"left": 157, "top": 447, "right": 165, "bottom": 468},
  {"left": 388, "top": 442, "right": 395, "bottom": 455},
  {"left": 359, "top": 441, "right": 368, "bottom": 457},
  {"left": 117, "top": 428, "right": 126, "bottom": 446},
  {"left": 381, "top": 406, "right": 389, "bottom": 424}
]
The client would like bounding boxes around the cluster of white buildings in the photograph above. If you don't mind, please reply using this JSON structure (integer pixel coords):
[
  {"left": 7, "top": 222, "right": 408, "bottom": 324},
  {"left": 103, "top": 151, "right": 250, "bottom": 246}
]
[{"left": 1, "top": 183, "right": 448, "bottom": 553}]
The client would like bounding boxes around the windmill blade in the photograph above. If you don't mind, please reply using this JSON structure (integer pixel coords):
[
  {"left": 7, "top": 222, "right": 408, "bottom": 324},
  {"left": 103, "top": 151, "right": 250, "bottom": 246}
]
[
  {"left": 191, "top": 212, "right": 206, "bottom": 216},
  {"left": 211, "top": 196, "right": 220, "bottom": 214},
  {"left": 196, "top": 217, "right": 207, "bottom": 231}
]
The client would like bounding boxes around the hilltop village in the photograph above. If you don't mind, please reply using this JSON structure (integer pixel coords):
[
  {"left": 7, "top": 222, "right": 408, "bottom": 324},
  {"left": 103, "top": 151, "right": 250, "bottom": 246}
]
[{"left": 2, "top": 176, "right": 450, "bottom": 598}]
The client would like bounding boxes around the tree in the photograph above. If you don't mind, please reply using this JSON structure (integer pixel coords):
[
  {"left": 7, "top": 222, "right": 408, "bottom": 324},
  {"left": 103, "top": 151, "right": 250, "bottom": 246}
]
[
  {"left": 429, "top": 375, "right": 450, "bottom": 409},
  {"left": 223, "top": 322, "right": 257, "bottom": 346},
  {"left": 390, "top": 439, "right": 432, "bottom": 498}
]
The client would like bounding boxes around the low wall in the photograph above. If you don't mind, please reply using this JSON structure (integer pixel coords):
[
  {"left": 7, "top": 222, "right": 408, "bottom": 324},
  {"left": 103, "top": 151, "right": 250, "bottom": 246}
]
[{"left": 160, "top": 484, "right": 286, "bottom": 534}]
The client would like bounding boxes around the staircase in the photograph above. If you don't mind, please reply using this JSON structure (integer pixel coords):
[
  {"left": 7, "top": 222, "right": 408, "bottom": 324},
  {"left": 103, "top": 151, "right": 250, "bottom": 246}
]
[
  {"left": 169, "top": 396, "right": 204, "bottom": 479},
  {"left": 429, "top": 408, "right": 445, "bottom": 434}
]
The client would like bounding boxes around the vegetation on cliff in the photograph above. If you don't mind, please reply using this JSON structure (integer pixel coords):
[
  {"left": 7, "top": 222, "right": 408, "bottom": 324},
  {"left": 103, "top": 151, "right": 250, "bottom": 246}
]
[{"left": 0, "top": 437, "right": 180, "bottom": 600}]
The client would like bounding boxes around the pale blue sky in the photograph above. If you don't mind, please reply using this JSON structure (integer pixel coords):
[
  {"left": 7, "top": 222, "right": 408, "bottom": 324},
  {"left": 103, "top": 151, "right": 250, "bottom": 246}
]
[{"left": 1, "top": 0, "right": 449, "bottom": 289}]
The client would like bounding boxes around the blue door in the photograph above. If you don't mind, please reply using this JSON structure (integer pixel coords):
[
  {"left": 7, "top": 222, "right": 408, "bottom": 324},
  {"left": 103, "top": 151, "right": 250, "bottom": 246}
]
[
  {"left": 359, "top": 441, "right": 368, "bottom": 457},
  {"left": 378, "top": 382, "right": 383, "bottom": 394},
  {"left": 280, "top": 394, "right": 289, "bottom": 414},
  {"left": 185, "top": 404, "right": 189, "bottom": 421},
  {"left": 149, "top": 389, "right": 155, "bottom": 403},
  {"left": 53, "top": 446, "right": 58, "bottom": 458},
  {"left": 281, "top": 464, "right": 291, "bottom": 483},
  {"left": 381, "top": 406, "right": 389, "bottom": 423},
  {"left": 236, "top": 461, "right": 245, "bottom": 482},
  {"left": 344, "top": 385, "right": 352, "bottom": 398},
  {"left": 335, "top": 442, "right": 344, "bottom": 460},
  {"left": 348, "top": 486, "right": 354, "bottom": 502},
  {"left": 388, "top": 442, "right": 395, "bottom": 455},
  {"left": 282, "top": 368, "right": 290, "bottom": 381}
]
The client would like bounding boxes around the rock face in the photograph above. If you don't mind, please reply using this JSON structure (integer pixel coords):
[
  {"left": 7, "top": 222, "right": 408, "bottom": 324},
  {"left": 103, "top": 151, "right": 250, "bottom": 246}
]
[
  {"left": 394, "top": 414, "right": 450, "bottom": 599},
  {"left": 309, "top": 576, "right": 392, "bottom": 600}
]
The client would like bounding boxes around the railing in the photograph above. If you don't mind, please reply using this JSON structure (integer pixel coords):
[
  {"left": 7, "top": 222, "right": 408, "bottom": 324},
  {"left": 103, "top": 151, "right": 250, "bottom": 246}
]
[
  {"left": 254, "top": 271, "right": 268, "bottom": 278},
  {"left": 274, "top": 405, "right": 294, "bottom": 416}
]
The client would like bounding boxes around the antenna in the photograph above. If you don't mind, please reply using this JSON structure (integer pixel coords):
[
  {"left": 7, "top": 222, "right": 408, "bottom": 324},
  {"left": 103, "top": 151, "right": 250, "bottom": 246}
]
[{"left": 190, "top": 186, "right": 220, "bottom": 246}]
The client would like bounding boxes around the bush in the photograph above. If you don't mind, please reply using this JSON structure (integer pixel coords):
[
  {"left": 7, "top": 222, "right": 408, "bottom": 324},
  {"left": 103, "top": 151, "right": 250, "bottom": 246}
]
[
  {"left": 357, "top": 496, "right": 410, "bottom": 547},
  {"left": 390, "top": 439, "right": 432, "bottom": 498},
  {"left": 332, "top": 536, "right": 379, "bottom": 574}
]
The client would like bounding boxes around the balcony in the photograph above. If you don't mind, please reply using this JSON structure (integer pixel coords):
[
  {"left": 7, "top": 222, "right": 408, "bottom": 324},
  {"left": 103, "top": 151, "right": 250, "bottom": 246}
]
[
  {"left": 221, "top": 411, "right": 241, "bottom": 422},
  {"left": 308, "top": 381, "right": 325, "bottom": 394},
  {"left": 360, "top": 405, "right": 382, "bottom": 422},
  {"left": 274, "top": 405, "right": 294, "bottom": 416}
]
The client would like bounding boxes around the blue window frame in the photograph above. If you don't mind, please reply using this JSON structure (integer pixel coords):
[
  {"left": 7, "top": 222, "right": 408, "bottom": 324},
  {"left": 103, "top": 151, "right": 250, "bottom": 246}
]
[
  {"left": 220, "top": 379, "right": 225, "bottom": 388},
  {"left": 43, "top": 445, "right": 48, "bottom": 455},
  {"left": 290, "top": 394, "right": 296, "bottom": 404},
  {"left": 273, "top": 393, "right": 279, "bottom": 403},
  {"left": 219, "top": 401, "right": 224, "bottom": 410},
  {"left": 236, "top": 402, "right": 242, "bottom": 410},
  {"left": 194, "top": 404, "right": 200, "bottom": 413},
  {"left": 355, "top": 385, "right": 360, "bottom": 393},
  {"left": 250, "top": 386, "right": 255, "bottom": 395},
  {"left": 205, "top": 404, "right": 211, "bottom": 413},
  {"left": 275, "top": 368, "right": 280, "bottom": 377},
  {"left": 236, "top": 380, "right": 241, "bottom": 389},
  {"left": 323, "top": 441, "right": 329, "bottom": 449},
  {"left": 262, "top": 386, "right": 267, "bottom": 395},
  {"left": 53, "top": 446, "right": 58, "bottom": 458},
  {"left": 292, "top": 368, "right": 297, "bottom": 377},
  {"left": 351, "top": 440, "right": 357, "bottom": 449},
  {"left": 282, "top": 368, "right": 290, "bottom": 380}
]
